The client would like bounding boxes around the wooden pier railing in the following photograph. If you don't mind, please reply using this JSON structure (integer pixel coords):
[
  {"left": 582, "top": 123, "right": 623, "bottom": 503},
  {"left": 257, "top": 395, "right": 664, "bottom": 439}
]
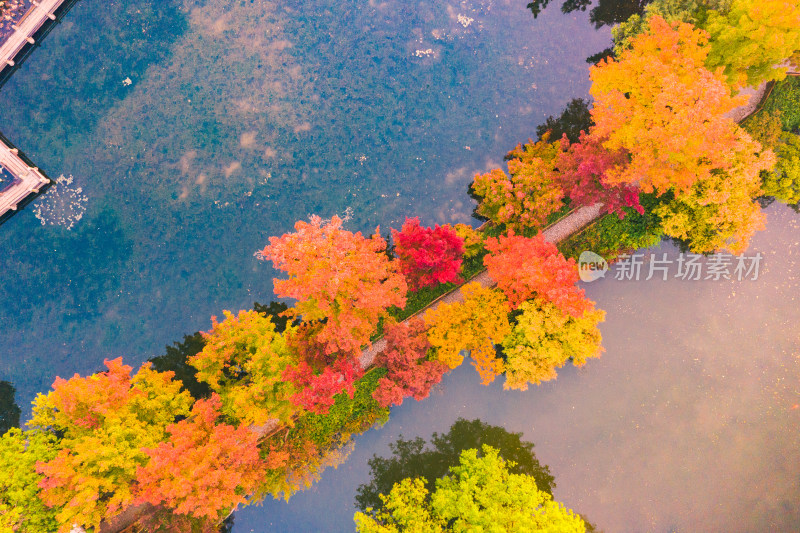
[
  {"left": 0, "top": 0, "right": 72, "bottom": 223},
  {"left": 0, "top": 139, "right": 50, "bottom": 222},
  {"left": 0, "top": 0, "right": 65, "bottom": 75}
]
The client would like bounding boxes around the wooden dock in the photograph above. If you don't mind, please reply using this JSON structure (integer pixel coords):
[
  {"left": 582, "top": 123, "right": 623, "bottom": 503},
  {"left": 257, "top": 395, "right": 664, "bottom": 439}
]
[
  {"left": 0, "top": 0, "right": 71, "bottom": 222},
  {"left": 0, "top": 0, "right": 64, "bottom": 76},
  {"left": 0, "top": 140, "right": 50, "bottom": 222}
]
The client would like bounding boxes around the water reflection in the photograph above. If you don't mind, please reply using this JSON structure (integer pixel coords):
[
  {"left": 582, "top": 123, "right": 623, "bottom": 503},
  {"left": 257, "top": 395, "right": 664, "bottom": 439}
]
[
  {"left": 0, "top": 381, "right": 20, "bottom": 435},
  {"left": 527, "top": 0, "right": 649, "bottom": 27},
  {"left": 355, "top": 417, "right": 556, "bottom": 513}
]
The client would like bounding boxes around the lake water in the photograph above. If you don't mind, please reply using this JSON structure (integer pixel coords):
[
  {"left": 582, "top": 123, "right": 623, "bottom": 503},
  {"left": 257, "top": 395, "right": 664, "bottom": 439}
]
[
  {"left": 0, "top": 0, "right": 608, "bottom": 411},
  {"left": 234, "top": 203, "right": 800, "bottom": 532}
]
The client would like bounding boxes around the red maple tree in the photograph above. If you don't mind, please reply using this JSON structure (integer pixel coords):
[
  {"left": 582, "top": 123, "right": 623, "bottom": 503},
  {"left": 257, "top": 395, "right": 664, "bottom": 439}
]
[
  {"left": 555, "top": 132, "right": 643, "bottom": 218},
  {"left": 391, "top": 218, "right": 465, "bottom": 291},
  {"left": 483, "top": 232, "right": 590, "bottom": 317},
  {"left": 282, "top": 357, "right": 364, "bottom": 414},
  {"left": 372, "top": 318, "right": 448, "bottom": 407}
]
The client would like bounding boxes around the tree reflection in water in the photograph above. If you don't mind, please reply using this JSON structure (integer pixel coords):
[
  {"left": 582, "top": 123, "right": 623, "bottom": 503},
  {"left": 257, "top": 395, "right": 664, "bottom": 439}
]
[{"left": 355, "top": 418, "right": 555, "bottom": 513}]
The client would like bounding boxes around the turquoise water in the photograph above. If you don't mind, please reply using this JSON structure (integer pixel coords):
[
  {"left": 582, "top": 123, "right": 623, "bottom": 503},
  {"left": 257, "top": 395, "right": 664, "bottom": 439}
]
[
  {"left": 234, "top": 204, "right": 800, "bottom": 532},
  {"left": 0, "top": 0, "right": 609, "bottom": 410}
]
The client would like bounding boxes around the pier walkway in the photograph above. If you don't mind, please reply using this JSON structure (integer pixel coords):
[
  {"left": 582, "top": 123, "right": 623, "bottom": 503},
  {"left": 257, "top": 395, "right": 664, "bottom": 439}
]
[
  {"left": 0, "top": 140, "right": 49, "bottom": 222},
  {"left": 0, "top": 0, "right": 69, "bottom": 222}
]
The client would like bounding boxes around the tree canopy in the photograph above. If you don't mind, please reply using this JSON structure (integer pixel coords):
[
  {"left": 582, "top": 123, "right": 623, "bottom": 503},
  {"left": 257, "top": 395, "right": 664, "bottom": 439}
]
[
  {"left": 259, "top": 215, "right": 407, "bottom": 355},
  {"left": 354, "top": 445, "right": 586, "bottom": 532}
]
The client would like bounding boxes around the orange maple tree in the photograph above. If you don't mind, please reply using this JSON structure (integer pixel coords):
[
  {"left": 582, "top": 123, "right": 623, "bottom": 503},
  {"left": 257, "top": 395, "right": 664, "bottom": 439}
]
[
  {"left": 135, "top": 394, "right": 263, "bottom": 520},
  {"left": 483, "top": 232, "right": 590, "bottom": 318},
  {"left": 259, "top": 215, "right": 407, "bottom": 355},
  {"left": 590, "top": 15, "right": 748, "bottom": 195}
]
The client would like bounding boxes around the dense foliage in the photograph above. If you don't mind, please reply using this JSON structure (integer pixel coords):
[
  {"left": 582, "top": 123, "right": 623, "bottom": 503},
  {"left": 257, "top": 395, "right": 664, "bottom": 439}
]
[
  {"left": 391, "top": 218, "right": 465, "bottom": 291},
  {"left": 354, "top": 445, "right": 587, "bottom": 532},
  {"left": 470, "top": 138, "right": 563, "bottom": 232},
  {"left": 29, "top": 359, "right": 192, "bottom": 531},
  {"left": 502, "top": 298, "right": 605, "bottom": 390},
  {"left": 259, "top": 215, "right": 407, "bottom": 355},
  {"left": 0, "top": 429, "right": 60, "bottom": 532},
  {"left": 372, "top": 319, "right": 448, "bottom": 408},
  {"left": 484, "top": 232, "right": 591, "bottom": 317},
  {"left": 135, "top": 395, "right": 263, "bottom": 519},
  {"left": 424, "top": 282, "right": 512, "bottom": 384},
  {"left": 555, "top": 132, "right": 643, "bottom": 217},
  {"left": 591, "top": 16, "right": 748, "bottom": 194},
  {"left": 189, "top": 310, "right": 298, "bottom": 425}
]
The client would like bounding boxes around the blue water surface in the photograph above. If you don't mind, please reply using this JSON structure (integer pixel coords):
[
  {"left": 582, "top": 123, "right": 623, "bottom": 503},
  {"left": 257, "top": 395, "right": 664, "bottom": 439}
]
[{"left": 0, "top": 0, "right": 609, "bottom": 411}]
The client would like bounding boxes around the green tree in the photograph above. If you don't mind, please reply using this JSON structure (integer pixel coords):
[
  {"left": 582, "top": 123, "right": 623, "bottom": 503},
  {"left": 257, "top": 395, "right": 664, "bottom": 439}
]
[
  {"left": 763, "top": 133, "right": 800, "bottom": 205},
  {"left": 355, "top": 418, "right": 555, "bottom": 514},
  {"left": 704, "top": 0, "right": 800, "bottom": 88},
  {"left": 743, "top": 110, "right": 784, "bottom": 151},
  {"left": 354, "top": 445, "right": 586, "bottom": 532},
  {"left": 0, "top": 429, "right": 61, "bottom": 532}
]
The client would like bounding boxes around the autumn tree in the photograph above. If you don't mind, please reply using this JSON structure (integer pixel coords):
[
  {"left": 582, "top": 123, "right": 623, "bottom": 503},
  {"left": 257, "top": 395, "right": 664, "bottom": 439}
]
[
  {"left": 614, "top": 0, "right": 800, "bottom": 89},
  {"left": 135, "top": 394, "right": 263, "bottom": 520},
  {"left": 259, "top": 215, "right": 407, "bottom": 355},
  {"left": 655, "top": 129, "right": 775, "bottom": 254},
  {"left": 424, "top": 283, "right": 511, "bottom": 384},
  {"left": 354, "top": 445, "right": 587, "bottom": 532},
  {"left": 762, "top": 133, "right": 800, "bottom": 205},
  {"left": 391, "top": 218, "right": 465, "bottom": 291},
  {"left": 0, "top": 428, "right": 60, "bottom": 532},
  {"left": 502, "top": 298, "right": 605, "bottom": 390},
  {"left": 590, "top": 15, "right": 749, "bottom": 194},
  {"left": 704, "top": 0, "right": 800, "bottom": 88},
  {"left": 470, "top": 138, "right": 563, "bottom": 232},
  {"left": 372, "top": 319, "right": 448, "bottom": 408},
  {"left": 188, "top": 310, "right": 298, "bottom": 426},
  {"left": 450, "top": 223, "right": 485, "bottom": 260},
  {"left": 282, "top": 357, "right": 364, "bottom": 414},
  {"left": 555, "top": 131, "right": 643, "bottom": 217},
  {"left": 483, "top": 232, "right": 591, "bottom": 317},
  {"left": 29, "top": 359, "right": 193, "bottom": 532},
  {"left": 743, "top": 110, "right": 784, "bottom": 151}
]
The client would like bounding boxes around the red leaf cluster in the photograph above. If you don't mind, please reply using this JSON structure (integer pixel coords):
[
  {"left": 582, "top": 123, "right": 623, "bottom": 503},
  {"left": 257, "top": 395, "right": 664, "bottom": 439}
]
[
  {"left": 483, "top": 232, "right": 591, "bottom": 317},
  {"left": 282, "top": 357, "right": 364, "bottom": 414},
  {"left": 391, "top": 218, "right": 465, "bottom": 291},
  {"left": 555, "top": 132, "right": 644, "bottom": 218},
  {"left": 372, "top": 318, "right": 448, "bottom": 407}
]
